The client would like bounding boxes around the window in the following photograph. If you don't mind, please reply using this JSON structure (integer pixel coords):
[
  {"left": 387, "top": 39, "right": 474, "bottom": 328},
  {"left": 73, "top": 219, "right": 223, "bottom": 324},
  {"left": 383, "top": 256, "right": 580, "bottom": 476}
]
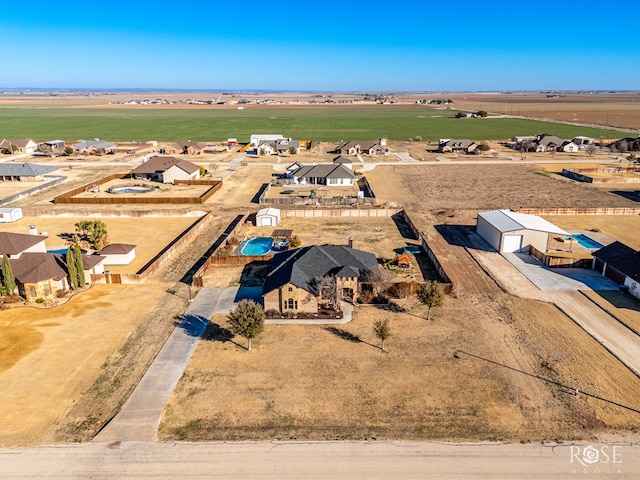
[
  {"left": 329, "top": 178, "right": 338, "bottom": 185},
  {"left": 286, "top": 299, "right": 298, "bottom": 310},
  {"left": 288, "top": 287, "right": 293, "bottom": 292},
  {"left": 44, "top": 283, "right": 52, "bottom": 296}
]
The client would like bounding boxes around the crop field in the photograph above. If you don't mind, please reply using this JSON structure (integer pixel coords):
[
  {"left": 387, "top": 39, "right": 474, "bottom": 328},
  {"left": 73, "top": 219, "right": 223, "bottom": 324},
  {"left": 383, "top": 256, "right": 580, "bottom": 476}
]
[{"left": 0, "top": 105, "right": 626, "bottom": 143}]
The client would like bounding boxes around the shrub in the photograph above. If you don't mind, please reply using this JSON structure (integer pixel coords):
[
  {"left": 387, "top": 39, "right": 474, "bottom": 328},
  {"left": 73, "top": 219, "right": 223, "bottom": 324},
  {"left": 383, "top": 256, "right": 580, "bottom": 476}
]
[{"left": 36, "top": 298, "right": 46, "bottom": 304}]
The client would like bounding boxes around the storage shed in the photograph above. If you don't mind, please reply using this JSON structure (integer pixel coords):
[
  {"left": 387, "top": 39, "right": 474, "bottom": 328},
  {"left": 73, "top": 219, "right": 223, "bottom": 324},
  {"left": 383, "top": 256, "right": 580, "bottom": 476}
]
[
  {"left": 476, "top": 209, "right": 568, "bottom": 254},
  {"left": 98, "top": 243, "right": 137, "bottom": 265},
  {"left": 0, "top": 208, "right": 23, "bottom": 223},
  {"left": 256, "top": 208, "right": 281, "bottom": 227}
]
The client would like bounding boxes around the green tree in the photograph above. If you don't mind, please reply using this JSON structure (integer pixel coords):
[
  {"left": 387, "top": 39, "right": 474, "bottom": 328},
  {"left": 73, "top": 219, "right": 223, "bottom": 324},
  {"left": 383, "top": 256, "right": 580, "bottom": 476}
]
[
  {"left": 477, "top": 110, "right": 488, "bottom": 117},
  {"left": 2, "top": 254, "right": 16, "bottom": 295},
  {"left": 475, "top": 144, "right": 491, "bottom": 154},
  {"left": 417, "top": 281, "right": 444, "bottom": 321},
  {"left": 288, "top": 147, "right": 297, "bottom": 155},
  {"left": 373, "top": 319, "right": 391, "bottom": 351},
  {"left": 75, "top": 220, "right": 108, "bottom": 250},
  {"left": 66, "top": 248, "right": 78, "bottom": 290},
  {"left": 228, "top": 299, "right": 264, "bottom": 351},
  {"left": 73, "top": 244, "right": 85, "bottom": 286},
  {"left": 64, "top": 146, "right": 74, "bottom": 156},
  {"left": 198, "top": 165, "right": 207, "bottom": 176}
]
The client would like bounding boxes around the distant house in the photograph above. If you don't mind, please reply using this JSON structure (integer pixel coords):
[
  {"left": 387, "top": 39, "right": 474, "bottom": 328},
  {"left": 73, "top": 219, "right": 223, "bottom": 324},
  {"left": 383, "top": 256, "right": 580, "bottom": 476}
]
[
  {"left": 534, "top": 136, "right": 565, "bottom": 152},
  {"left": 439, "top": 139, "right": 477, "bottom": 154},
  {"left": 608, "top": 137, "right": 640, "bottom": 152},
  {"left": 290, "top": 161, "right": 356, "bottom": 186},
  {"left": 572, "top": 136, "right": 594, "bottom": 146},
  {"left": 0, "top": 207, "right": 23, "bottom": 223},
  {"left": 331, "top": 155, "right": 353, "bottom": 169},
  {"left": 256, "top": 141, "right": 277, "bottom": 156},
  {"left": 476, "top": 209, "right": 568, "bottom": 254},
  {"left": 38, "top": 140, "right": 66, "bottom": 154},
  {"left": 250, "top": 134, "right": 286, "bottom": 148},
  {"left": 335, "top": 139, "right": 388, "bottom": 156},
  {"left": 593, "top": 241, "right": 640, "bottom": 300},
  {"left": 0, "top": 163, "right": 57, "bottom": 182},
  {"left": 162, "top": 141, "right": 207, "bottom": 156},
  {"left": 0, "top": 231, "right": 48, "bottom": 259},
  {"left": 10, "top": 253, "right": 70, "bottom": 301},
  {"left": 561, "top": 141, "right": 580, "bottom": 153},
  {"left": 73, "top": 140, "right": 117, "bottom": 155},
  {"left": 256, "top": 138, "right": 301, "bottom": 156},
  {"left": 98, "top": 243, "right": 136, "bottom": 265},
  {"left": 263, "top": 244, "right": 379, "bottom": 314},
  {"left": 0, "top": 139, "right": 38, "bottom": 154},
  {"left": 128, "top": 156, "right": 200, "bottom": 184}
]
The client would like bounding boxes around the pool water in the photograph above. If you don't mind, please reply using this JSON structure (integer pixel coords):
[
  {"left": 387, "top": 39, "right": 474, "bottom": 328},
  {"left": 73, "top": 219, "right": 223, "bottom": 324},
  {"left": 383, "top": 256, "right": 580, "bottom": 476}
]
[
  {"left": 570, "top": 233, "right": 604, "bottom": 250},
  {"left": 241, "top": 237, "right": 274, "bottom": 255},
  {"left": 47, "top": 248, "right": 68, "bottom": 255}
]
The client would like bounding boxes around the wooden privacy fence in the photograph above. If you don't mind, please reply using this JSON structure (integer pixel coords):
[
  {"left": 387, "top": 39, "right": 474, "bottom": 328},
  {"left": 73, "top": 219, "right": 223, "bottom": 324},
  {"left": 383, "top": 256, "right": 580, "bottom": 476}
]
[
  {"left": 529, "top": 245, "right": 593, "bottom": 269},
  {"left": 515, "top": 207, "right": 640, "bottom": 216},
  {"left": 280, "top": 208, "right": 400, "bottom": 218},
  {"left": 54, "top": 174, "right": 222, "bottom": 204}
]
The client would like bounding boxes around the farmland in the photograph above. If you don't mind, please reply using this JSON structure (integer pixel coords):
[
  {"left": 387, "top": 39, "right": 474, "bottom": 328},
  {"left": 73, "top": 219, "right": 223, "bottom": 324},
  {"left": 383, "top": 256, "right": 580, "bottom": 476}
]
[{"left": 0, "top": 105, "right": 627, "bottom": 142}]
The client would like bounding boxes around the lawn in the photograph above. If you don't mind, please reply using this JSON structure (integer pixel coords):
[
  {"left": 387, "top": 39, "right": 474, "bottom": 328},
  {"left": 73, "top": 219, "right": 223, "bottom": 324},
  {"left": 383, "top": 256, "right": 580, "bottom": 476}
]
[{"left": 0, "top": 106, "right": 626, "bottom": 142}]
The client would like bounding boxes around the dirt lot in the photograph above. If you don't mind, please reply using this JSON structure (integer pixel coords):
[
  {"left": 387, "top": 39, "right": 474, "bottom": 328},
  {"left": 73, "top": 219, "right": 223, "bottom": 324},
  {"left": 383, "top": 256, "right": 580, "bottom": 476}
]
[
  {"left": 205, "top": 165, "right": 274, "bottom": 209},
  {"left": 71, "top": 178, "right": 213, "bottom": 199},
  {"left": 366, "top": 164, "right": 638, "bottom": 210},
  {"left": 0, "top": 216, "right": 199, "bottom": 273},
  {"left": 160, "top": 291, "right": 640, "bottom": 442}
]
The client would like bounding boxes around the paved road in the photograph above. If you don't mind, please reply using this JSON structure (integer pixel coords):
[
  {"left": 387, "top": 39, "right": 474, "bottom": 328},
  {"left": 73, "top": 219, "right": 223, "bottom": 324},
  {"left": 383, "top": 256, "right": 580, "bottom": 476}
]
[
  {"left": 0, "top": 440, "right": 637, "bottom": 479},
  {"left": 95, "top": 287, "right": 260, "bottom": 443}
]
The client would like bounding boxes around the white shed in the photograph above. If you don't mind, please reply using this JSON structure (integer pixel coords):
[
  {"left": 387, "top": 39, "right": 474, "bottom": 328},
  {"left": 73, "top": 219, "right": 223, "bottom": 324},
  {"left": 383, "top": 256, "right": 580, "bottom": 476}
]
[
  {"left": 98, "top": 243, "right": 137, "bottom": 265},
  {"left": 476, "top": 210, "right": 568, "bottom": 254},
  {"left": 256, "top": 208, "right": 281, "bottom": 227},
  {"left": 0, "top": 208, "right": 23, "bottom": 223}
]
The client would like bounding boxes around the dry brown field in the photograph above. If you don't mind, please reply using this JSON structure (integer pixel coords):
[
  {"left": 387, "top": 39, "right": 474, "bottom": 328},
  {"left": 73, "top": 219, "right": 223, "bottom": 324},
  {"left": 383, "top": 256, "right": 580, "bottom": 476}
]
[
  {"left": 160, "top": 292, "right": 640, "bottom": 442},
  {"left": 204, "top": 165, "right": 274, "bottom": 209},
  {"left": 70, "top": 178, "right": 213, "bottom": 199},
  {"left": 0, "top": 216, "right": 199, "bottom": 273},
  {"left": 365, "top": 164, "right": 638, "bottom": 211},
  {"left": 446, "top": 92, "right": 640, "bottom": 131}
]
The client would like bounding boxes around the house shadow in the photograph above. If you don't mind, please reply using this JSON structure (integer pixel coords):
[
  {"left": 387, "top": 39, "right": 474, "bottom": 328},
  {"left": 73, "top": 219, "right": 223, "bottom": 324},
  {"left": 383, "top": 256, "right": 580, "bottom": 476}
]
[
  {"left": 391, "top": 212, "right": 418, "bottom": 240},
  {"left": 233, "top": 286, "right": 264, "bottom": 305},
  {"left": 434, "top": 224, "right": 494, "bottom": 252},
  {"left": 239, "top": 261, "right": 270, "bottom": 287},
  {"left": 610, "top": 190, "right": 640, "bottom": 203},
  {"left": 590, "top": 289, "right": 640, "bottom": 317}
]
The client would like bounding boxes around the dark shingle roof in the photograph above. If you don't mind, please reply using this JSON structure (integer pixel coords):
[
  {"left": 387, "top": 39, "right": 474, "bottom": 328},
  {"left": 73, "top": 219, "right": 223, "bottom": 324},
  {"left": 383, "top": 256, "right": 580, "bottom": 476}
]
[
  {"left": 594, "top": 241, "right": 640, "bottom": 280},
  {"left": 0, "top": 232, "right": 47, "bottom": 255},
  {"left": 292, "top": 164, "right": 356, "bottom": 180},
  {"left": 99, "top": 243, "right": 136, "bottom": 255},
  {"left": 263, "top": 244, "right": 378, "bottom": 295},
  {"left": 129, "top": 156, "right": 199, "bottom": 175},
  {"left": 0, "top": 163, "right": 57, "bottom": 177},
  {"left": 10, "top": 253, "right": 67, "bottom": 283}
]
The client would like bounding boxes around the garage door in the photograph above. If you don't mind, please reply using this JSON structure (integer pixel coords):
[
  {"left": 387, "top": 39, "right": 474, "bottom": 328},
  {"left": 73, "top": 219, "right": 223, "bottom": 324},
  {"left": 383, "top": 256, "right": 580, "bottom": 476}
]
[
  {"left": 502, "top": 235, "right": 523, "bottom": 253},
  {"left": 258, "top": 217, "right": 273, "bottom": 227}
]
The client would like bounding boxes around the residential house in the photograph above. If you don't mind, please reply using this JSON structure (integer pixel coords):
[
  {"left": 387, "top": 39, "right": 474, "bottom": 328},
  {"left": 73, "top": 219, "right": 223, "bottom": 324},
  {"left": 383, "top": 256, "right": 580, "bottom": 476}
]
[
  {"left": 0, "top": 163, "right": 57, "bottom": 182},
  {"left": 98, "top": 243, "right": 136, "bottom": 265},
  {"left": 331, "top": 156, "right": 353, "bottom": 169},
  {"left": 256, "top": 138, "right": 301, "bottom": 156},
  {"left": 561, "top": 141, "right": 580, "bottom": 153},
  {"left": 250, "top": 134, "right": 286, "bottom": 149},
  {"left": 335, "top": 139, "right": 388, "bottom": 156},
  {"left": 128, "top": 156, "right": 200, "bottom": 184},
  {"left": 608, "top": 137, "right": 640, "bottom": 153},
  {"left": 593, "top": 241, "right": 640, "bottom": 300},
  {"left": 73, "top": 140, "right": 117, "bottom": 155},
  {"left": 290, "top": 162, "right": 356, "bottom": 186},
  {"left": 572, "top": 136, "right": 594, "bottom": 146},
  {"left": 263, "top": 244, "right": 379, "bottom": 314},
  {"left": 534, "top": 135, "right": 565, "bottom": 152},
  {"left": 162, "top": 141, "right": 207, "bottom": 156},
  {"left": 0, "top": 139, "right": 38, "bottom": 154},
  {"left": 79, "top": 254, "right": 107, "bottom": 283},
  {"left": 0, "top": 231, "right": 48, "bottom": 259},
  {"left": 37, "top": 140, "right": 66, "bottom": 154},
  {"left": 439, "top": 139, "right": 478, "bottom": 154},
  {"left": 10, "top": 253, "right": 70, "bottom": 301}
]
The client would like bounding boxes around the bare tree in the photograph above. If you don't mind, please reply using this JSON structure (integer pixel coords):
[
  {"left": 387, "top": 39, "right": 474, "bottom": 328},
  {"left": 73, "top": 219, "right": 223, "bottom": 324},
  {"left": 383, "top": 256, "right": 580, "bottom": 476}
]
[{"left": 373, "top": 319, "right": 391, "bottom": 351}]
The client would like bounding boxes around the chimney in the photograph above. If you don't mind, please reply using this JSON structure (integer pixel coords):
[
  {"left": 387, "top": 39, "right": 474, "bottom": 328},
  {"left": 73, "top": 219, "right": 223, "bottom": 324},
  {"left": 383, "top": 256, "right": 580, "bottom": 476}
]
[
  {"left": 29, "top": 224, "right": 38, "bottom": 235},
  {"left": 348, "top": 237, "right": 353, "bottom": 248}
]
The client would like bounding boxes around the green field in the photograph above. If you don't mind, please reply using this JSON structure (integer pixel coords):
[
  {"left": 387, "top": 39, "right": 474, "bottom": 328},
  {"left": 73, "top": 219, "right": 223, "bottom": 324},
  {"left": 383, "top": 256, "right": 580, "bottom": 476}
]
[{"left": 0, "top": 106, "right": 626, "bottom": 142}]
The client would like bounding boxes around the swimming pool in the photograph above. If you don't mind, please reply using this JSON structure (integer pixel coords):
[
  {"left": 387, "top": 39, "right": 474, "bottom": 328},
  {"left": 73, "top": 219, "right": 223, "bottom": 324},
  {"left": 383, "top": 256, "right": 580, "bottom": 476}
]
[
  {"left": 241, "top": 237, "right": 274, "bottom": 256},
  {"left": 570, "top": 233, "right": 604, "bottom": 250},
  {"left": 47, "top": 248, "right": 68, "bottom": 255}
]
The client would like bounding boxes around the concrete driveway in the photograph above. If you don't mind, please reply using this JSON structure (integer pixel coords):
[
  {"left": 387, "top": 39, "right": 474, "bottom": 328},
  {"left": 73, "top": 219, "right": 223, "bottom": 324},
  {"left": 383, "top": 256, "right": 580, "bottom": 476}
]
[
  {"left": 503, "top": 253, "right": 618, "bottom": 291},
  {"left": 94, "top": 287, "right": 261, "bottom": 443}
]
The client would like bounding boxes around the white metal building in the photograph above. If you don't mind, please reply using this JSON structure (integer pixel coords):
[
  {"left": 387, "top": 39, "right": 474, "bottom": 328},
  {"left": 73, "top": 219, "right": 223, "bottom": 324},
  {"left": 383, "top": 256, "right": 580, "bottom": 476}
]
[
  {"left": 256, "top": 208, "right": 281, "bottom": 227},
  {"left": 476, "top": 210, "right": 568, "bottom": 253}
]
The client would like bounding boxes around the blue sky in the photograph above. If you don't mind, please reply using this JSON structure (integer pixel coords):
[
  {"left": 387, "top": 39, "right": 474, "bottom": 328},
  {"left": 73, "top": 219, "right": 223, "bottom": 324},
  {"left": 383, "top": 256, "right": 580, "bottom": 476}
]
[{"left": 2, "top": 0, "right": 639, "bottom": 91}]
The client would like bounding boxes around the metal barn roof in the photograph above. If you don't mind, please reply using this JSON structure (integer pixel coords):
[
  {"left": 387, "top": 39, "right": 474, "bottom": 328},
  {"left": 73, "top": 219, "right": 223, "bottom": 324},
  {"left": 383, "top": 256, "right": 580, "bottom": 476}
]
[{"left": 479, "top": 210, "right": 568, "bottom": 235}]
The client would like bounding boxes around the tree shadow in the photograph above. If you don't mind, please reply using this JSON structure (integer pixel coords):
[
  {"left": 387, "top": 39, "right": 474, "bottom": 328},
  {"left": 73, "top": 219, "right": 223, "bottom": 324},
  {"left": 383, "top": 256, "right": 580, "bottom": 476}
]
[
  {"left": 201, "top": 321, "right": 245, "bottom": 349},
  {"left": 325, "top": 327, "right": 377, "bottom": 348},
  {"left": 177, "top": 314, "right": 209, "bottom": 338}
]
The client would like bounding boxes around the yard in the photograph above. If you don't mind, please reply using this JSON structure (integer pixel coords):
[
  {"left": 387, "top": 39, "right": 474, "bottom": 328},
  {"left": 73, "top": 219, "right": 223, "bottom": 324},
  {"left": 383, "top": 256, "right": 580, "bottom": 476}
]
[{"left": 159, "top": 291, "right": 640, "bottom": 442}]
